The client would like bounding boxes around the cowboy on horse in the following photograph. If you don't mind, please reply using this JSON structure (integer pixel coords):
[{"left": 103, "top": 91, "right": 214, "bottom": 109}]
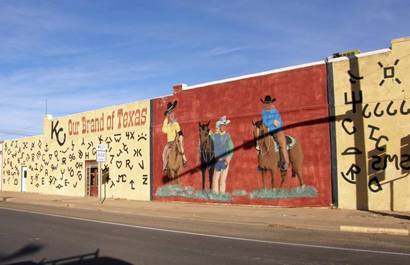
[
  {"left": 162, "top": 101, "right": 187, "bottom": 174},
  {"left": 260, "top": 95, "right": 289, "bottom": 172}
]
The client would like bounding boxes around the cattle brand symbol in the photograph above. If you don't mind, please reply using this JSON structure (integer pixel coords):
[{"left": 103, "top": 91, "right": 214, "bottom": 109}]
[
  {"left": 51, "top": 120, "right": 66, "bottom": 146},
  {"left": 378, "top": 59, "right": 401, "bottom": 86}
]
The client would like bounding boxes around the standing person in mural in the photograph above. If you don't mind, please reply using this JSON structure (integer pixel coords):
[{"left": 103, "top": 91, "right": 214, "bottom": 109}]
[
  {"left": 260, "top": 95, "right": 289, "bottom": 171},
  {"left": 162, "top": 101, "right": 187, "bottom": 173},
  {"left": 211, "top": 116, "right": 234, "bottom": 194}
]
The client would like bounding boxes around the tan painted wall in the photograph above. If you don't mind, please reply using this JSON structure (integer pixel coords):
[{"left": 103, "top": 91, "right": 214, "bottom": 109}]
[
  {"left": 0, "top": 142, "right": 3, "bottom": 191},
  {"left": 2, "top": 100, "right": 151, "bottom": 201},
  {"left": 332, "top": 37, "right": 410, "bottom": 211},
  {"left": 2, "top": 136, "right": 44, "bottom": 193}
]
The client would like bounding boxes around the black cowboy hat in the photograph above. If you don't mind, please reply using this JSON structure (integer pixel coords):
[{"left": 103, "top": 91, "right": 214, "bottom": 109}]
[
  {"left": 260, "top": 95, "right": 276, "bottom": 104},
  {"left": 164, "top": 100, "right": 178, "bottom": 115}
]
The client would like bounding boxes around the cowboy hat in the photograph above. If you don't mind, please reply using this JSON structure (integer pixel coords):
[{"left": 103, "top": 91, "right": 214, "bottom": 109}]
[
  {"left": 164, "top": 100, "right": 178, "bottom": 115},
  {"left": 260, "top": 95, "right": 276, "bottom": 104},
  {"left": 216, "top": 116, "right": 231, "bottom": 128}
]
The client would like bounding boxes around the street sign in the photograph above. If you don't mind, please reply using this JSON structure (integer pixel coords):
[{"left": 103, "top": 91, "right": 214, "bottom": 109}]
[
  {"left": 96, "top": 144, "right": 106, "bottom": 151},
  {"left": 96, "top": 150, "right": 106, "bottom": 162},
  {"left": 96, "top": 144, "right": 106, "bottom": 163},
  {"left": 96, "top": 144, "right": 107, "bottom": 204}
]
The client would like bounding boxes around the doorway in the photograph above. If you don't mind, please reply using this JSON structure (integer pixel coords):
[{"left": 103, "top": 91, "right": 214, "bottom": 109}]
[
  {"left": 21, "top": 166, "right": 28, "bottom": 192},
  {"left": 85, "top": 161, "right": 98, "bottom": 197}
]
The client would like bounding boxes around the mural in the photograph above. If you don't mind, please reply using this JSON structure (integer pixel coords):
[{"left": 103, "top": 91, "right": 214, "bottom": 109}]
[
  {"left": 153, "top": 63, "right": 332, "bottom": 206},
  {"left": 4, "top": 37, "right": 406, "bottom": 208},
  {"left": 1, "top": 100, "right": 151, "bottom": 201},
  {"left": 332, "top": 37, "right": 410, "bottom": 211}
]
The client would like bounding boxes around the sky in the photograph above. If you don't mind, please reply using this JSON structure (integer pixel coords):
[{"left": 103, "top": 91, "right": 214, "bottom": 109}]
[{"left": 0, "top": 0, "right": 409, "bottom": 140}]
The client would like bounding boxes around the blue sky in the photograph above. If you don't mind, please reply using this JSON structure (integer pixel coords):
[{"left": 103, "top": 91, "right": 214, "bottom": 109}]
[{"left": 0, "top": 0, "right": 409, "bottom": 140}]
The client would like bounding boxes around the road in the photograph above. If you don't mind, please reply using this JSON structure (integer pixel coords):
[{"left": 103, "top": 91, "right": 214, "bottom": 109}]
[{"left": 0, "top": 203, "right": 409, "bottom": 265}]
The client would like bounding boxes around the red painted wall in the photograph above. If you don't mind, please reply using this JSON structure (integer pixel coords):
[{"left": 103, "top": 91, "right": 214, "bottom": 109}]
[{"left": 152, "top": 64, "right": 332, "bottom": 206}]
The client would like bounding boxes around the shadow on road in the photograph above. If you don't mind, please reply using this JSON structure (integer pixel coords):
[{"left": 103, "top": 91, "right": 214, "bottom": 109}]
[
  {"left": 0, "top": 244, "right": 43, "bottom": 264},
  {"left": 2, "top": 247, "right": 132, "bottom": 265}
]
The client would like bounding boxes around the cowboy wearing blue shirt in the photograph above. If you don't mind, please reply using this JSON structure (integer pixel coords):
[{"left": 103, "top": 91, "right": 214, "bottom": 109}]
[{"left": 260, "top": 95, "right": 289, "bottom": 171}]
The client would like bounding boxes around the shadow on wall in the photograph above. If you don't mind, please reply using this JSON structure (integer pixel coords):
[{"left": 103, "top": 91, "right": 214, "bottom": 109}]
[
  {"left": 161, "top": 113, "right": 348, "bottom": 183},
  {"left": 342, "top": 56, "right": 410, "bottom": 211},
  {"left": 157, "top": 111, "right": 353, "bottom": 203},
  {"left": 348, "top": 56, "right": 368, "bottom": 210},
  {"left": 1, "top": 247, "right": 132, "bottom": 265}
]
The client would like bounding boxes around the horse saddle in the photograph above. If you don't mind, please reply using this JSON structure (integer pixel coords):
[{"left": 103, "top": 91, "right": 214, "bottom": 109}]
[{"left": 273, "top": 135, "right": 296, "bottom": 152}]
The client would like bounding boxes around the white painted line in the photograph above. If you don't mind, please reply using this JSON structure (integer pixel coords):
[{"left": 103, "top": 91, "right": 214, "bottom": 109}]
[
  {"left": 326, "top": 48, "right": 390, "bottom": 63},
  {"left": 340, "top": 225, "right": 409, "bottom": 236},
  {"left": 1, "top": 206, "right": 409, "bottom": 257}
]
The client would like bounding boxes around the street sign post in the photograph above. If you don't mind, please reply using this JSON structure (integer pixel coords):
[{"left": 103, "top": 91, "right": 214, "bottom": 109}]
[
  {"left": 96, "top": 144, "right": 107, "bottom": 163},
  {"left": 96, "top": 144, "right": 106, "bottom": 204}
]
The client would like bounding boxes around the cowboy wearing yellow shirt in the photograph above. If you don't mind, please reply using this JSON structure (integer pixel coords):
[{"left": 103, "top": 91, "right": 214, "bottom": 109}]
[{"left": 162, "top": 101, "right": 187, "bottom": 172}]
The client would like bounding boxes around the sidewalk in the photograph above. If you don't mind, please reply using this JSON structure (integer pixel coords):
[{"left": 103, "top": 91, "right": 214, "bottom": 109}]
[{"left": 0, "top": 191, "right": 409, "bottom": 236}]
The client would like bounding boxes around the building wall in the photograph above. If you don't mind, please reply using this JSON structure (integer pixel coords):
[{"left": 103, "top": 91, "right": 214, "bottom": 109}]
[
  {"left": 2, "top": 136, "right": 45, "bottom": 193},
  {"left": 2, "top": 37, "right": 407, "bottom": 209},
  {"left": 331, "top": 37, "right": 410, "bottom": 211},
  {"left": 152, "top": 63, "right": 333, "bottom": 206},
  {"left": 0, "top": 141, "right": 3, "bottom": 191},
  {"left": 2, "top": 100, "right": 151, "bottom": 200}
]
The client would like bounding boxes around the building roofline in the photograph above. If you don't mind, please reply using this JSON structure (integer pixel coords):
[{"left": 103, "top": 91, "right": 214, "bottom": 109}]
[
  {"left": 47, "top": 97, "right": 153, "bottom": 121},
  {"left": 326, "top": 48, "right": 391, "bottom": 63},
  {"left": 184, "top": 48, "right": 391, "bottom": 91},
  {"left": 184, "top": 60, "right": 325, "bottom": 90}
]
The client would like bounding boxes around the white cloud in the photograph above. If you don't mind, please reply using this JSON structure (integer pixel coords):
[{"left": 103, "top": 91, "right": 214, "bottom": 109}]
[{"left": 205, "top": 46, "right": 248, "bottom": 57}]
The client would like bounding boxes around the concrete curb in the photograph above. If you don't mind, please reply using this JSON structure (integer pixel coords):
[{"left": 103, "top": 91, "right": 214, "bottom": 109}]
[
  {"left": 2, "top": 194, "right": 409, "bottom": 237},
  {"left": 340, "top": 225, "right": 409, "bottom": 236}
]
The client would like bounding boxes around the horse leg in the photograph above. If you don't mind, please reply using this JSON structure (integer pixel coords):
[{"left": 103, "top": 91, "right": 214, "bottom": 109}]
[
  {"left": 291, "top": 144, "right": 304, "bottom": 187},
  {"left": 209, "top": 166, "right": 215, "bottom": 191},
  {"left": 171, "top": 171, "right": 177, "bottom": 185},
  {"left": 261, "top": 170, "right": 266, "bottom": 189},
  {"left": 176, "top": 168, "right": 181, "bottom": 185},
  {"left": 201, "top": 167, "right": 206, "bottom": 190},
  {"left": 294, "top": 162, "right": 304, "bottom": 187},
  {"left": 169, "top": 170, "right": 175, "bottom": 185},
  {"left": 170, "top": 167, "right": 178, "bottom": 185},
  {"left": 270, "top": 169, "right": 275, "bottom": 189},
  {"left": 296, "top": 171, "right": 304, "bottom": 187},
  {"left": 279, "top": 169, "right": 286, "bottom": 188}
]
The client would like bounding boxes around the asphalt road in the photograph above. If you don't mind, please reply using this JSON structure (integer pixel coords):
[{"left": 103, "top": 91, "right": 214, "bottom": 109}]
[{"left": 0, "top": 204, "right": 409, "bottom": 265}]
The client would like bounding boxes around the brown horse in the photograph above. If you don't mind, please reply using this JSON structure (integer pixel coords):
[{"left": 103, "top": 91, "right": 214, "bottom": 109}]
[
  {"left": 166, "top": 132, "right": 184, "bottom": 184},
  {"left": 199, "top": 121, "right": 215, "bottom": 190},
  {"left": 252, "top": 121, "right": 304, "bottom": 188}
]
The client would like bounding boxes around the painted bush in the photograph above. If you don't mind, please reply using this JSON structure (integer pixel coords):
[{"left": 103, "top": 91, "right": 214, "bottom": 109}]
[
  {"left": 331, "top": 37, "right": 410, "bottom": 211},
  {"left": 152, "top": 63, "right": 332, "bottom": 206}
]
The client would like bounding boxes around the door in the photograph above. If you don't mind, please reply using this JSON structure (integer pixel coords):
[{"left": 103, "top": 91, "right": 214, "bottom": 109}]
[
  {"left": 85, "top": 161, "right": 98, "bottom": 197},
  {"left": 21, "top": 167, "right": 28, "bottom": 192}
]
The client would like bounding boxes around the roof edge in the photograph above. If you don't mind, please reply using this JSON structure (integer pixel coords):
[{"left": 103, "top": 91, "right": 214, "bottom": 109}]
[{"left": 184, "top": 60, "right": 325, "bottom": 90}]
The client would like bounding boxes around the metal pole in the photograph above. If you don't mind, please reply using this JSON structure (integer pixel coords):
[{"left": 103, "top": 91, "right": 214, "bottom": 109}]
[{"left": 98, "top": 162, "right": 102, "bottom": 204}]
